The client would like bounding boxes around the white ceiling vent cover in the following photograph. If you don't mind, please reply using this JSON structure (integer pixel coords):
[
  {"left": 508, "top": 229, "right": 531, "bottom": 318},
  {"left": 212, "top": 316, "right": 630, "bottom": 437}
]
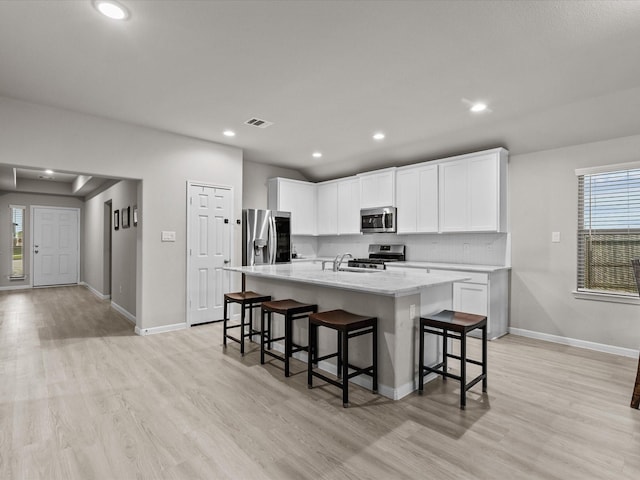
[{"left": 244, "top": 117, "right": 274, "bottom": 128}]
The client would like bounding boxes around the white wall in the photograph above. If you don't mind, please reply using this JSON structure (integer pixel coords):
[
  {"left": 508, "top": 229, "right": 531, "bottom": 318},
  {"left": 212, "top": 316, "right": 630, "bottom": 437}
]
[
  {"left": 83, "top": 180, "right": 139, "bottom": 316},
  {"left": 0, "top": 192, "right": 83, "bottom": 289},
  {"left": 0, "top": 96, "right": 243, "bottom": 330},
  {"left": 510, "top": 134, "right": 640, "bottom": 350}
]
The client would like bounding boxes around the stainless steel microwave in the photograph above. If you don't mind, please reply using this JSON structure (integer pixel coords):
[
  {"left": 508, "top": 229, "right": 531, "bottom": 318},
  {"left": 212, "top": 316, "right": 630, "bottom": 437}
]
[{"left": 360, "top": 207, "right": 397, "bottom": 234}]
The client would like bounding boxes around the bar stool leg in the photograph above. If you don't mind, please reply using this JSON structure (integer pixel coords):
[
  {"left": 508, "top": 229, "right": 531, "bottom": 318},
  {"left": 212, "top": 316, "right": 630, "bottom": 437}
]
[
  {"left": 372, "top": 321, "right": 378, "bottom": 393},
  {"left": 260, "top": 307, "right": 266, "bottom": 365},
  {"left": 460, "top": 331, "right": 467, "bottom": 409},
  {"left": 337, "top": 331, "right": 343, "bottom": 378},
  {"left": 307, "top": 323, "right": 316, "bottom": 388},
  {"left": 223, "top": 298, "right": 228, "bottom": 347},
  {"left": 418, "top": 321, "right": 425, "bottom": 394},
  {"left": 482, "top": 325, "right": 488, "bottom": 392},
  {"left": 248, "top": 304, "right": 253, "bottom": 343},
  {"left": 342, "top": 330, "right": 349, "bottom": 407},
  {"left": 240, "top": 303, "right": 246, "bottom": 356},
  {"left": 442, "top": 328, "right": 448, "bottom": 382},
  {"left": 285, "top": 314, "right": 292, "bottom": 377}
]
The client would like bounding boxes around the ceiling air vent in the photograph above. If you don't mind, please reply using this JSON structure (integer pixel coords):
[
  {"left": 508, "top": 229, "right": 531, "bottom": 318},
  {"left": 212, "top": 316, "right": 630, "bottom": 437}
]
[{"left": 244, "top": 117, "right": 274, "bottom": 128}]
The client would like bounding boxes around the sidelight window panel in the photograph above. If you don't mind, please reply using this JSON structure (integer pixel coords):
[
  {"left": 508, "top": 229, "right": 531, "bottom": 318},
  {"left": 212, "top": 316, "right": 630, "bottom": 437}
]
[{"left": 10, "top": 205, "right": 25, "bottom": 278}]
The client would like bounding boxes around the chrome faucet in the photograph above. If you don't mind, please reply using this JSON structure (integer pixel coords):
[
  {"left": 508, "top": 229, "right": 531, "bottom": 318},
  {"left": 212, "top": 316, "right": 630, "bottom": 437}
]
[{"left": 333, "top": 252, "right": 353, "bottom": 271}]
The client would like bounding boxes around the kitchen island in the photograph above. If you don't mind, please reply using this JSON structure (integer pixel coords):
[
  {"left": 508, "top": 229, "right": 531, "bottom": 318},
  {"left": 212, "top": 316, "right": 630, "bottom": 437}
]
[{"left": 225, "top": 263, "right": 469, "bottom": 400}]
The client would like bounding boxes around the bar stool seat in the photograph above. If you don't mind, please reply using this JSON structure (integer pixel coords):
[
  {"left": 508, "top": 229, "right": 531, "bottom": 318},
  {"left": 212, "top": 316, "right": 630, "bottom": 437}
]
[
  {"left": 261, "top": 299, "right": 317, "bottom": 377},
  {"left": 307, "top": 309, "right": 378, "bottom": 407},
  {"left": 419, "top": 309, "right": 487, "bottom": 409},
  {"left": 223, "top": 291, "right": 271, "bottom": 356}
]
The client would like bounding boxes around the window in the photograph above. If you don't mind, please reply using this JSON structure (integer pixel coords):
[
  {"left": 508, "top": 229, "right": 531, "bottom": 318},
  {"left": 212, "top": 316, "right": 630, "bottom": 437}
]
[
  {"left": 577, "top": 167, "right": 640, "bottom": 296},
  {"left": 10, "top": 205, "right": 25, "bottom": 278}
]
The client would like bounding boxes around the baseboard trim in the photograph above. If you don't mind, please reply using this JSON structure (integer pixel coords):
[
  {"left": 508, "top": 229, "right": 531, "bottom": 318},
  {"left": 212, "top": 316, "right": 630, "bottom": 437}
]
[
  {"left": 509, "top": 327, "right": 640, "bottom": 358},
  {"left": 135, "top": 322, "right": 187, "bottom": 336},
  {"left": 111, "top": 301, "right": 136, "bottom": 325},
  {"left": 0, "top": 284, "right": 32, "bottom": 291},
  {"left": 80, "top": 282, "right": 110, "bottom": 300}
]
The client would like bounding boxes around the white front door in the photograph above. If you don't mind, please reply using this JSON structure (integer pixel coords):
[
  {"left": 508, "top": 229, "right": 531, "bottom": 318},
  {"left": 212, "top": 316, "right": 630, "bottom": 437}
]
[
  {"left": 187, "top": 184, "right": 232, "bottom": 325},
  {"left": 32, "top": 207, "right": 80, "bottom": 287}
]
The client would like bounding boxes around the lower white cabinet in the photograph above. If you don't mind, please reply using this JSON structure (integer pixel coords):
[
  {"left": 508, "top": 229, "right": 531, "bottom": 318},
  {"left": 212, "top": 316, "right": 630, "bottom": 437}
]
[
  {"left": 453, "top": 282, "right": 488, "bottom": 316},
  {"left": 386, "top": 265, "right": 509, "bottom": 340},
  {"left": 452, "top": 269, "right": 509, "bottom": 340}
]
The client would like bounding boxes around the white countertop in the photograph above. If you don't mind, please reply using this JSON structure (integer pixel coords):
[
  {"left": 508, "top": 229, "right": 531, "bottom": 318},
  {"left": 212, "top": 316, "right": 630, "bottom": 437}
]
[
  {"left": 225, "top": 263, "right": 470, "bottom": 297},
  {"left": 388, "top": 262, "right": 510, "bottom": 273},
  {"left": 292, "top": 257, "right": 509, "bottom": 273}
]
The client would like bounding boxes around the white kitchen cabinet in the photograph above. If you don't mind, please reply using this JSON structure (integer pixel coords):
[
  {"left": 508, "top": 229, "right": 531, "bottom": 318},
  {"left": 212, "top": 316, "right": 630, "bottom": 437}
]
[
  {"left": 439, "top": 148, "right": 507, "bottom": 232},
  {"left": 316, "top": 177, "right": 360, "bottom": 236},
  {"left": 396, "top": 163, "right": 438, "bottom": 233},
  {"left": 268, "top": 178, "right": 317, "bottom": 235},
  {"left": 317, "top": 181, "right": 338, "bottom": 235},
  {"left": 452, "top": 269, "right": 508, "bottom": 340},
  {"left": 385, "top": 264, "right": 509, "bottom": 340},
  {"left": 358, "top": 168, "right": 396, "bottom": 208},
  {"left": 336, "top": 176, "right": 360, "bottom": 234}
]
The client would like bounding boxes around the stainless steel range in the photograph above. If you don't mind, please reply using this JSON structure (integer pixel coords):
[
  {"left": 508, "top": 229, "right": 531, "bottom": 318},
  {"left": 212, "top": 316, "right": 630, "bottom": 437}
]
[{"left": 348, "top": 244, "right": 406, "bottom": 270}]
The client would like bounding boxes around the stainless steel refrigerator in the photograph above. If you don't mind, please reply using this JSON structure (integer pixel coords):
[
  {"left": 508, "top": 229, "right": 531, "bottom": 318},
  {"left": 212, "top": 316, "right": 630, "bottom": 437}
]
[{"left": 242, "top": 209, "right": 292, "bottom": 266}]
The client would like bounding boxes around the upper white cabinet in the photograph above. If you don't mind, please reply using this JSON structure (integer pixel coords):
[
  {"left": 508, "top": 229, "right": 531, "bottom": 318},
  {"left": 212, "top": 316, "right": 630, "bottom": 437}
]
[
  {"left": 316, "top": 176, "right": 361, "bottom": 235},
  {"left": 396, "top": 163, "right": 438, "bottom": 233},
  {"left": 336, "top": 176, "right": 361, "bottom": 235},
  {"left": 358, "top": 168, "right": 396, "bottom": 208},
  {"left": 439, "top": 149, "right": 507, "bottom": 232},
  {"left": 268, "top": 178, "right": 317, "bottom": 235},
  {"left": 316, "top": 181, "right": 338, "bottom": 235}
]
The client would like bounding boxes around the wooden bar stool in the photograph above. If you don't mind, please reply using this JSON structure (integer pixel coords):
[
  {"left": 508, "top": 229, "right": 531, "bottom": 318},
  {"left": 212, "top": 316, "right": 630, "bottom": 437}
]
[
  {"left": 223, "top": 291, "right": 271, "bottom": 356},
  {"left": 419, "top": 310, "right": 487, "bottom": 409},
  {"left": 260, "top": 299, "right": 317, "bottom": 377},
  {"left": 307, "top": 309, "right": 378, "bottom": 407}
]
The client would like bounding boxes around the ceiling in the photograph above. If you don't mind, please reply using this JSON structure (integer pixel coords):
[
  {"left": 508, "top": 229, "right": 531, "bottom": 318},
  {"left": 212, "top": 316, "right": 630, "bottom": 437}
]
[{"left": 1, "top": 1, "right": 639, "bottom": 182}]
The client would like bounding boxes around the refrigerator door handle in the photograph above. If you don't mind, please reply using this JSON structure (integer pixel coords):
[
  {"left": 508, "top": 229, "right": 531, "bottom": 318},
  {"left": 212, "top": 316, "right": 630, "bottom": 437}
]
[{"left": 269, "top": 214, "right": 277, "bottom": 264}]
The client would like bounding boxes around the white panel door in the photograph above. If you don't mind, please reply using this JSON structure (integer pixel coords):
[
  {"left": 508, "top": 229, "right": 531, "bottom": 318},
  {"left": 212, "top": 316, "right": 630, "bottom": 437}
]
[
  {"left": 32, "top": 207, "right": 79, "bottom": 287},
  {"left": 188, "top": 184, "right": 232, "bottom": 325}
]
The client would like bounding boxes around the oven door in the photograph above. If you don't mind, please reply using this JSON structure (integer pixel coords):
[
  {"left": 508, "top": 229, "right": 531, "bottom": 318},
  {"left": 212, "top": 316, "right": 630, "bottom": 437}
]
[{"left": 360, "top": 207, "right": 396, "bottom": 233}]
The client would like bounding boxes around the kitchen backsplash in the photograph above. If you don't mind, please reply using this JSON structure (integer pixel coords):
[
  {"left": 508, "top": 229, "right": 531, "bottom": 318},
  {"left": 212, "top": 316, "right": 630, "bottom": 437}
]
[{"left": 292, "top": 232, "right": 510, "bottom": 266}]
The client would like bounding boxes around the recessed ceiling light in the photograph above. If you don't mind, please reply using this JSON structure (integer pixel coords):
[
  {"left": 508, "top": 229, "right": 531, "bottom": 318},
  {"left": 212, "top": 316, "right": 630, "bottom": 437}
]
[
  {"left": 312, "top": 152, "right": 323, "bottom": 159},
  {"left": 373, "top": 133, "right": 385, "bottom": 141},
  {"left": 93, "top": 0, "right": 130, "bottom": 20},
  {"left": 45, "top": 169, "right": 54, "bottom": 175},
  {"left": 470, "top": 102, "right": 488, "bottom": 113},
  {"left": 223, "top": 130, "right": 236, "bottom": 137}
]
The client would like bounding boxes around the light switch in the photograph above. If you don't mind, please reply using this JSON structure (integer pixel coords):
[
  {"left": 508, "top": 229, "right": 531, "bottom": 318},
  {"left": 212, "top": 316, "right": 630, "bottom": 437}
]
[
  {"left": 161, "top": 231, "right": 176, "bottom": 242},
  {"left": 552, "top": 231, "right": 561, "bottom": 243}
]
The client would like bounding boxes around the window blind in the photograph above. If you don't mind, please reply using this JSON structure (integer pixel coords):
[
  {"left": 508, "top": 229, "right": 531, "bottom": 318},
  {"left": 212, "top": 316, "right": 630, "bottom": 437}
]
[{"left": 577, "top": 168, "right": 640, "bottom": 295}]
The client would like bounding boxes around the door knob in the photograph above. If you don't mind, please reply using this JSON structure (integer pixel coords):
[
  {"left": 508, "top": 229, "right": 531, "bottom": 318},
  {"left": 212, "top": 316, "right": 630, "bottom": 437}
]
[
  {"left": 34, "top": 250, "right": 39, "bottom": 254},
  {"left": 223, "top": 259, "right": 230, "bottom": 264}
]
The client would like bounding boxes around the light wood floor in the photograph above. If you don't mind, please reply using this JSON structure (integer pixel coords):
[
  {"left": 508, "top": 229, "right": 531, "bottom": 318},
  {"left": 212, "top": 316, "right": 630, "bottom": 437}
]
[{"left": 1, "top": 286, "right": 639, "bottom": 479}]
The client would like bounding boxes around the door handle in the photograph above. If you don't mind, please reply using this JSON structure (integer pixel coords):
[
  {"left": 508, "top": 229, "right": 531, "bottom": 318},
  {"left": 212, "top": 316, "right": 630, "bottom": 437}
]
[
  {"left": 34, "top": 250, "right": 39, "bottom": 254},
  {"left": 223, "top": 259, "right": 230, "bottom": 264}
]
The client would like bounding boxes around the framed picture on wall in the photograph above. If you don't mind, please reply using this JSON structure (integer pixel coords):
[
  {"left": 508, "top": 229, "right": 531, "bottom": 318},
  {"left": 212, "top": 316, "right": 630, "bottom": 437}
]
[
  {"left": 122, "top": 206, "right": 130, "bottom": 228},
  {"left": 133, "top": 205, "right": 138, "bottom": 226},
  {"left": 114, "top": 210, "right": 120, "bottom": 230}
]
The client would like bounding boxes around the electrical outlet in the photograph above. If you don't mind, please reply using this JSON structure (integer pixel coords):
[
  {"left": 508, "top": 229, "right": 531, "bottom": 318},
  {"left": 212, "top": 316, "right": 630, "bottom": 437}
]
[
  {"left": 552, "top": 231, "right": 561, "bottom": 243},
  {"left": 119, "top": 285, "right": 123, "bottom": 293},
  {"left": 409, "top": 304, "right": 416, "bottom": 319}
]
